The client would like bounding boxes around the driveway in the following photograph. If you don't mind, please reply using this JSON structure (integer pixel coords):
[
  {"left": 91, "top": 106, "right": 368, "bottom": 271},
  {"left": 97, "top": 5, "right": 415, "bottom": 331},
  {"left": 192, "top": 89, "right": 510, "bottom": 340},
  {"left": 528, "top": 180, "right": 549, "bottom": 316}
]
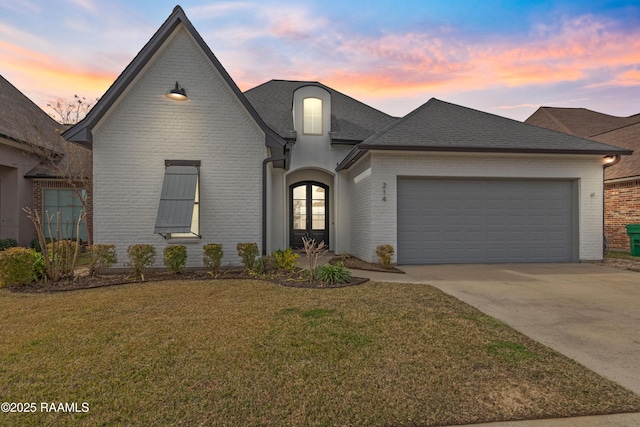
[{"left": 360, "top": 263, "right": 640, "bottom": 396}]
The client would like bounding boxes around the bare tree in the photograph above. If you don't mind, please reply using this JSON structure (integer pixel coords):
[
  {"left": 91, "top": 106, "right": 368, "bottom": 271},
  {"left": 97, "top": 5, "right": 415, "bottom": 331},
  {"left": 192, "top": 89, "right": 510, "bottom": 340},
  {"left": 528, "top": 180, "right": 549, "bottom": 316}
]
[
  {"left": 47, "top": 95, "right": 98, "bottom": 125},
  {"left": 18, "top": 114, "right": 93, "bottom": 245}
]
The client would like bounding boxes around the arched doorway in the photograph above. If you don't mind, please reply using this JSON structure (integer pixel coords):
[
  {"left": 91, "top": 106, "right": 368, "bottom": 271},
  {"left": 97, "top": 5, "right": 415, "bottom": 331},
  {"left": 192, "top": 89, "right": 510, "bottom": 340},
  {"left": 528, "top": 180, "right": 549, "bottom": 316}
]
[{"left": 290, "top": 181, "right": 329, "bottom": 248}]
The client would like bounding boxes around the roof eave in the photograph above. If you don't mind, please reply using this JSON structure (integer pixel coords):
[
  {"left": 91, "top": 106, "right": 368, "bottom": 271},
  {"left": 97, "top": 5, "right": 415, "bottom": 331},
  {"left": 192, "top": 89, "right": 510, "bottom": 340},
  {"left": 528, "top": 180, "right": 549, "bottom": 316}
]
[{"left": 357, "top": 144, "right": 633, "bottom": 156}]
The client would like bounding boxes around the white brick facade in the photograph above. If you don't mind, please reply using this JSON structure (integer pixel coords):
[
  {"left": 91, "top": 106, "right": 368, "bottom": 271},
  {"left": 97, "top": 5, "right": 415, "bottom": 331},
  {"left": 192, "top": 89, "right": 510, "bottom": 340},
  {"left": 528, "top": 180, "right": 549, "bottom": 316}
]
[
  {"left": 93, "top": 27, "right": 266, "bottom": 267},
  {"left": 356, "top": 151, "right": 604, "bottom": 263}
]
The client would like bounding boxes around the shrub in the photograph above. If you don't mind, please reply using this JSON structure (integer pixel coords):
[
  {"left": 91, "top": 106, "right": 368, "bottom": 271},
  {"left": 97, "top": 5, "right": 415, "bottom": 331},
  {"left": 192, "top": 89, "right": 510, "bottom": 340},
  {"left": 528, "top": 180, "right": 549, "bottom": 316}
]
[
  {"left": 251, "top": 255, "right": 275, "bottom": 277},
  {"left": 375, "top": 244, "right": 394, "bottom": 268},
  {"left": 314, "top": 262, "right": 352, "bottom": 285},
  {"left": 87, "top": 244, "right": 117, "bottom": 276},
  {"left": 163, "top": 245, "right": 187, "bottom": 273},
  {"left": 33, "top": 251, "right": 46, "bottom": 282},
  {"left": 0, "top": 238, "right": 18, "bottom": 252},
  {"left": 203, "top": 243, "right": 224, "bottom": 273},
  {"left": 272, "top": 248, "right": 299, "bottom": 271},
  {"left": 46, "top": 239, "right": 76, "bottom": 274},
  {"left": 237, "top": 243, "right": 259, "bottom": 271},
  {"left": 0, "top": 247, "right": 37, "bottom": 287},
  {"left": 127, "top": 244, "right": 156, "bottom": 280}
]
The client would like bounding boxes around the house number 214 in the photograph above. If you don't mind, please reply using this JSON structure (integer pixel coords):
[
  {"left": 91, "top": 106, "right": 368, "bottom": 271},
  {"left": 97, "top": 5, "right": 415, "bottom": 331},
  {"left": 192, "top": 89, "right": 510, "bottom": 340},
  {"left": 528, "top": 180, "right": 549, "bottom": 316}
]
[{"left": 382, "top": 182, "right": 386, "bottom": 201}]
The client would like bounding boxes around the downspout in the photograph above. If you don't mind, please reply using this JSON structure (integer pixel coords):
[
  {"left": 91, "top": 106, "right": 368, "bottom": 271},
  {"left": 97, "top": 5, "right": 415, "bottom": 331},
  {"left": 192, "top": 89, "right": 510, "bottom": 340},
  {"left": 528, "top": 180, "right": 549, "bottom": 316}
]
[
  {"left": 262, "top": 143, "right": 293, "bottom": 255},
  {"left": 602, "top": 155, "right": 621, "bottom": 256}
]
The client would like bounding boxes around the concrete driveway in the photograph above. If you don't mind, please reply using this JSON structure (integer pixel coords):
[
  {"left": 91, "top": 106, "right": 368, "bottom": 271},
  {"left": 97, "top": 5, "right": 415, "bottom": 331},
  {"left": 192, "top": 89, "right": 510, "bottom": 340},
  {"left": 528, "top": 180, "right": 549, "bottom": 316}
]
[{"left": 359, "top": 263, "right": 640, "bottom": 396}]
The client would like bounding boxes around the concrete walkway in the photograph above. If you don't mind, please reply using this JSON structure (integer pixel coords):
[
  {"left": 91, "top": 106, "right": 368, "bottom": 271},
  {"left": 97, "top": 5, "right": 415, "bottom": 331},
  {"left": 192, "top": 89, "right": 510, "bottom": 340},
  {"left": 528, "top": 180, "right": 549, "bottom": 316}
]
[{"left": 349, "top": 263, "right": 640, "bottom": 427}]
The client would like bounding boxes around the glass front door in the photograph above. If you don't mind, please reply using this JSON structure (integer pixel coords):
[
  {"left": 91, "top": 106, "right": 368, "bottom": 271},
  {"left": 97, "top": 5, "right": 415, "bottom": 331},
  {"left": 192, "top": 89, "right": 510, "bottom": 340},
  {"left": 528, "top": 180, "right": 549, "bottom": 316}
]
[{"left": 290, "top": 181, "right": 328, "bottom": 248}]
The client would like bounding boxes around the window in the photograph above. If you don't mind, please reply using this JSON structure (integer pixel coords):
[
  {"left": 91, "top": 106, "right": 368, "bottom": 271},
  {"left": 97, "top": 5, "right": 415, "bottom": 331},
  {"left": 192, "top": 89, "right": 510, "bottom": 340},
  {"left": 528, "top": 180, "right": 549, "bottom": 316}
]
[
  {"left": 154, "top": 160, "right": 200, "bottom": 239},
  {"left": 43, "top": 189, "right": 87, "bottom": 241},
  {"left": 303, "top": 97, "right": 322, "bottom": 135}
]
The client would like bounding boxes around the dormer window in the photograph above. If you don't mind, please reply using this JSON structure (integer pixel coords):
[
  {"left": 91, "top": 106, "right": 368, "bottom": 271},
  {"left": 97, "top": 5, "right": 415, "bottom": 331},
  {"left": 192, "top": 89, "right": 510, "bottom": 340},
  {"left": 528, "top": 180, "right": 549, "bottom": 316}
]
[{"left": 303, "top": 97, "right": 322, "bottom": 135}]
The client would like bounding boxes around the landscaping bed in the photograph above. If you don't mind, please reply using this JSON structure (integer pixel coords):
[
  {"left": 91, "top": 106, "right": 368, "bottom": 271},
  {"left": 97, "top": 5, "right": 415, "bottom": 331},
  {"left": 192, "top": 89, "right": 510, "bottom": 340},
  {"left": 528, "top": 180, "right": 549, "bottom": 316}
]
[
  {"left": 4, "top": 267, "right": 369, "bottom": 293},
  {"left": 329, "top": 253, "right": 405, "bottom": 273}
]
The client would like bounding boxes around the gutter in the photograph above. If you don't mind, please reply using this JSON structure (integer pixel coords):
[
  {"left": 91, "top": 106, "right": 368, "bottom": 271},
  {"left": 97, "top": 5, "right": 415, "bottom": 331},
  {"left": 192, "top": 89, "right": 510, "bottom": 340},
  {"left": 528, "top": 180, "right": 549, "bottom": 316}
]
[{"left": 262, "top": 143, "right": 293, "bottom": 255}]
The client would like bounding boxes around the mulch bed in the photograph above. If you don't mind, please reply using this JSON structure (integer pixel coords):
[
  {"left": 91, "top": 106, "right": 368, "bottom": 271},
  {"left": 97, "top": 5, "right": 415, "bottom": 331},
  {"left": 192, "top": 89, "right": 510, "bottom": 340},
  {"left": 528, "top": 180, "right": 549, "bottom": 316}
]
[
  {"left": 329, "top": 254, "right": 405, "bottom": 273},
  {"left": 5, "top": 268, "right": 369, "bottom": 293}
]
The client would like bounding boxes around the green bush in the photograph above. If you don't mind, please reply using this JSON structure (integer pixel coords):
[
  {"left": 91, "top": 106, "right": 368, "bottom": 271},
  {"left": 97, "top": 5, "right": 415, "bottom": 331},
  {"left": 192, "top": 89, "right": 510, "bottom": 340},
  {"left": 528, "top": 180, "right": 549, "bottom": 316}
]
[
  {"left": 30, "top": 237, "right": 55, "bottom": 253},
  {"left": 0, "top": 239, "right": 18, "bottom": 252},
  {"left": 127, "top": 244, "right": 156, "bottom": 280},
  {"left": 375, "top": 244, "right": 394, "bottom": 268},
  {"left": 237, "top": 243, "right": 259, "bottom": 271},
  {"left": 272, "top": 248, "right": 299, "bottom": 271},
  {"left": 0, "top": 247, "right": 37, "bottom": 287},
  {"left": 33, "top": 251, "right": 46, "bottom": 282},
  {"left": 251, "top": 255, "right": 275, "bottom": 276},
  {"left": 203, "top": 243, "right": 224, "bottom": 273},
  {"left": 314, "top": 262, "right": 352, "bottom": 285},
  {"left": 163, "top": 245, "right": 187, "bottom": 273},
  {"left": 87, "top": 244, "right": 118, "bottom": 276}
]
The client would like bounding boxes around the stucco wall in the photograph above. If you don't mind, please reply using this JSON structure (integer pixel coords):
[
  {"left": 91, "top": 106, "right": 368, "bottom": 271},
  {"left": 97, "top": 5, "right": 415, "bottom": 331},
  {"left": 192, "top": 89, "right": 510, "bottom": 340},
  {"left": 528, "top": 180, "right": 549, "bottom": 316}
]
[
  {"left": 92, "top": 26, "right": 266, "bottom": 267},
  {"left": 0, "top": 143, "right": 39, "bottom": 246},
  {"left": 362, "top": 151, "right": 605, "bottom": 263}
]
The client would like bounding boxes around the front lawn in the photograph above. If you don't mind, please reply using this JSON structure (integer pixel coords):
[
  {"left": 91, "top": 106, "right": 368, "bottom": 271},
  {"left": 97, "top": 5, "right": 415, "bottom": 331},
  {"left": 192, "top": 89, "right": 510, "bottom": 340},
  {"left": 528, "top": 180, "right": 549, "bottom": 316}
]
[{"left": 1, "top": 280, "right": 638, "bottom": 426}]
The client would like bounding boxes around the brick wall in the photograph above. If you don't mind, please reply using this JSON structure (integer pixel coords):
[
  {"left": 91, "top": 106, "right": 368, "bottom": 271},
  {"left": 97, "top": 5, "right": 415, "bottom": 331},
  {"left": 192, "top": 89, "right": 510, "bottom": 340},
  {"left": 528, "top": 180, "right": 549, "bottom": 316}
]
[
  {"left": 370, "top": 151, "right": 605, "bottom": 262},
  {"left": 93, "top": 26, "right": 266, "bottom": 268},
  {"left": 605, "top": 180, "right": 640, "bottom": 251}
]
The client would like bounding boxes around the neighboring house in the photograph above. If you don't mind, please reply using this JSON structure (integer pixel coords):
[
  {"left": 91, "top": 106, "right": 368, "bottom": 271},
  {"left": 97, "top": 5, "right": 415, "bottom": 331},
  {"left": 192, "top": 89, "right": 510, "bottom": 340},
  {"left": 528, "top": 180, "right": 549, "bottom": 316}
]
[
  {"left": 0, "top": 75, "right": 92, "bottom": 246},
  {"left": 526, "top": 107, "right": 640, "bottom": 251},
  {"left": 64, "top": 6, "right": 629, "bottom": 266}
]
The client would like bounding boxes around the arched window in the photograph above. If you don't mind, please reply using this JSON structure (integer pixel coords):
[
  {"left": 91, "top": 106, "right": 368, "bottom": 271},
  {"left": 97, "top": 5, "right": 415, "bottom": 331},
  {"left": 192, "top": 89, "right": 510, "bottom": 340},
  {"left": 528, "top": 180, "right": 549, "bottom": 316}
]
[{"left": 303, "top": 97, "right": 322, "bottom": 135}]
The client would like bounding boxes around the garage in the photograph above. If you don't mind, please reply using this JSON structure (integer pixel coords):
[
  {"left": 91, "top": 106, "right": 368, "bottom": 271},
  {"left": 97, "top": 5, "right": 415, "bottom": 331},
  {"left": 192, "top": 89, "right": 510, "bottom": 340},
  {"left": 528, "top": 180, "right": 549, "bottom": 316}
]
[{"left": 397, "top": 178, "right": 577, "bottom": 264}]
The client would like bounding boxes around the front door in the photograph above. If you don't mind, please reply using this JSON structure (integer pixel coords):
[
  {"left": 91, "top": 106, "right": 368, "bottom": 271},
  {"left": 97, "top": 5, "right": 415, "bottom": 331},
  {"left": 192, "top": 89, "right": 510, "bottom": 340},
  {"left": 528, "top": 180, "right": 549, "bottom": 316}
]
[{"left": 290, "top": 181, "right": 329, "bottom": 249}]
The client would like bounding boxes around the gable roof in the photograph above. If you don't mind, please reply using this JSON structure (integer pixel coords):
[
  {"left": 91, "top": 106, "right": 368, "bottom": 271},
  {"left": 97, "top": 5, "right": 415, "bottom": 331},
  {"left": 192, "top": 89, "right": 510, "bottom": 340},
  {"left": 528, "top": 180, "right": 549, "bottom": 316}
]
[
  {"left": 0, "top": 74, "right": 63, "bottom": 154},
  {"left": 63, "top": 5, "right": 286, "bottom": 152},
  {"left": 338, "top": 98, "right": 631, "bottom": 170},
  {"left": 244, "top": 80, "right": 397, "bottom": 143},
  {"left": 526, "top": 106, "right": 640, "bottom": 181}
]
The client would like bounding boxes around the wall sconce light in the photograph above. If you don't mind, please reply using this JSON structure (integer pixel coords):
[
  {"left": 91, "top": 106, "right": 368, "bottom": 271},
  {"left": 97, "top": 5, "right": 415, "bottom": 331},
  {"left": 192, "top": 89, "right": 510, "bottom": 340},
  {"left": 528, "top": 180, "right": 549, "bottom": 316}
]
[
  {"left": 165, "top": 81, "right": 188, "bottom": 101},
  {"left": 603, "top": 155, "right": 620, "bottom": 167}
]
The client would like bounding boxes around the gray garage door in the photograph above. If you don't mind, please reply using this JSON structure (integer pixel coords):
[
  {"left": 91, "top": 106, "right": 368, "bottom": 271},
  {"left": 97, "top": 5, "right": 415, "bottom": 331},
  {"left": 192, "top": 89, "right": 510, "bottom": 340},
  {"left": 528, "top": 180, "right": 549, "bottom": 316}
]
[{"left": 397, "top": 178, "right": 575, "bottom": 264}]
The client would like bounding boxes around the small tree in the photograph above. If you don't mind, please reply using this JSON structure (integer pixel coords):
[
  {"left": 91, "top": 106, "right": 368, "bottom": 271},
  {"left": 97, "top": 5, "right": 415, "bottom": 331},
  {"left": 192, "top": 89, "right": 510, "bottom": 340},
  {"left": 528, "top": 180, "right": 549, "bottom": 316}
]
[
  {"left": 302, "top": 237, "right": 328, "bottom": 280},
  {"left": 23, "top": 207, "right": 84, "bottom": 282}
]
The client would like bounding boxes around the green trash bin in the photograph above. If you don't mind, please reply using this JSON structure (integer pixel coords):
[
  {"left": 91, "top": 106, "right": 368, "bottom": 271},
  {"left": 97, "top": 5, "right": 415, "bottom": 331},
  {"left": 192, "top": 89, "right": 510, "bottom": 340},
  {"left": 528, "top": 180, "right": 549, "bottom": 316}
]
[{"left": 625, "top": 224, "right": 640, "bottom": 257}]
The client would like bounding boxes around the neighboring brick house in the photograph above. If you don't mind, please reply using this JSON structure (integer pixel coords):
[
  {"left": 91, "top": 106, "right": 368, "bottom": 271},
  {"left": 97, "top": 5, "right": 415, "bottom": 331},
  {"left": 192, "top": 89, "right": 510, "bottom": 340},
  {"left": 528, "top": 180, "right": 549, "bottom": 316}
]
[
  {"left": 526, "top": 107, "right": 640, "bottom": 251},
  {"left": 0, "top": 75, "right": 92, "bottom": 246},
  {"left": 64, "top": 6, "right": 629, "bottom": 266}
]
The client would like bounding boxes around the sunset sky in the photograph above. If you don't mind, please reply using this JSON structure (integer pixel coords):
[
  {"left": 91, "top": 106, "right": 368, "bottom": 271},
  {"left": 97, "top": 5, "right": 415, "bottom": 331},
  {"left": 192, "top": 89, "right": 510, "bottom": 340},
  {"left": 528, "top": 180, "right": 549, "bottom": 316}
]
[{"left": 1, "top": 0, "right": 639, "bottom": 121}]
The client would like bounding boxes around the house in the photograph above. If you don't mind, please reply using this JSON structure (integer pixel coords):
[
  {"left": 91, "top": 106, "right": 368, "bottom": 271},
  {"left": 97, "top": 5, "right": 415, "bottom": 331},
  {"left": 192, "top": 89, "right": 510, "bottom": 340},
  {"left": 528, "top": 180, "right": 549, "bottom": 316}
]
[
  {"left": 526, "top": 107, "right": 640, "bottom": 251},
  {"left": 64, "top": 6, "right": 630, "bottom": 266},
  {"left": 0, "top": 75, "right": 91, "bottom": 247}
]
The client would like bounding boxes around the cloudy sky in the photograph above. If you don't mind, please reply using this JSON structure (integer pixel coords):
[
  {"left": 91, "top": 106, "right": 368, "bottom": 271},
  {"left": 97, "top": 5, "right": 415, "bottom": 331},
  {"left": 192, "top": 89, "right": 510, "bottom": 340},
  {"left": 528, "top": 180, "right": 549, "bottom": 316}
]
[{"left": 1, "top": 0, "right": 639, "bottom": 121}]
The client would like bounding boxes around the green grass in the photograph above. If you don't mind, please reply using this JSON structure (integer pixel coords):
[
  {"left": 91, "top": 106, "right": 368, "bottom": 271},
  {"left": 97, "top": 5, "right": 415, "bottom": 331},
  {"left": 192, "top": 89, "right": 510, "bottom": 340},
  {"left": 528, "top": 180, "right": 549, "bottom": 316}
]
[
  {"left": 0, "top": 280, "right": 638, "bottom": 426},
  {"left": 606, "top": 250, "right": 640, "bottom": 260}
]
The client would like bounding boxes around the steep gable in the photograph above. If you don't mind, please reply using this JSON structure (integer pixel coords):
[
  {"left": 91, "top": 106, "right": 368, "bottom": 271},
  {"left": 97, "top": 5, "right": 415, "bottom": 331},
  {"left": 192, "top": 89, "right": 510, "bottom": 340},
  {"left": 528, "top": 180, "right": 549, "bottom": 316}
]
[{"left": 63, "top": 6, "right": 285, "bottom": 152}]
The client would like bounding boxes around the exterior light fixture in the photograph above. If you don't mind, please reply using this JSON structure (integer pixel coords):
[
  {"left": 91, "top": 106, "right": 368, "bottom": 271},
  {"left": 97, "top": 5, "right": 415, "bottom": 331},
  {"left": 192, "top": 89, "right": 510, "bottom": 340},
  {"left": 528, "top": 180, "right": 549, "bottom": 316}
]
[
  {"left": 166, "top": 81, "right": 188, "bottom": 101},
  {"left": 603, "top": 155, "right": 620, "bottom": 167}
]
